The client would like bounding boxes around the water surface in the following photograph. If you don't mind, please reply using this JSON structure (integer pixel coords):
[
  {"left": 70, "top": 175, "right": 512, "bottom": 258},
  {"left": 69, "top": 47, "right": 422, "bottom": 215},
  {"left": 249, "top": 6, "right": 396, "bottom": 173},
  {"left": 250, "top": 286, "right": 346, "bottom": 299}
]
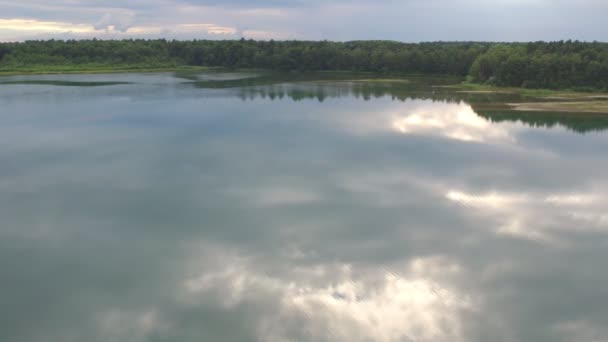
[{"left": 1, "top": 72, "right": 608, "bottom": 342}]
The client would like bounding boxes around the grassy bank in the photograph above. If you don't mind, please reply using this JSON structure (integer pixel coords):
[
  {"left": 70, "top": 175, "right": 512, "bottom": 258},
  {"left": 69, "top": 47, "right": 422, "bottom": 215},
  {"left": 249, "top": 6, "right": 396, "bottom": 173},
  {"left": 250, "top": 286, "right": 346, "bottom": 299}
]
[
  {"left": 448, "top": 82, "right": 608, "bottom": 98},
  {"left": 450, "top": 83, "right": 608, "bottom": 113}
]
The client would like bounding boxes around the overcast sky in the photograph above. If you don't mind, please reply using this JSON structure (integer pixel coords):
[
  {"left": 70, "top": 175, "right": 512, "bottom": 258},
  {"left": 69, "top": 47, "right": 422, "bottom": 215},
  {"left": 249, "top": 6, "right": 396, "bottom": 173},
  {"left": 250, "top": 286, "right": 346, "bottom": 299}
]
[{"left": 0, "top": 0, "right": 607, "bottom": 42}]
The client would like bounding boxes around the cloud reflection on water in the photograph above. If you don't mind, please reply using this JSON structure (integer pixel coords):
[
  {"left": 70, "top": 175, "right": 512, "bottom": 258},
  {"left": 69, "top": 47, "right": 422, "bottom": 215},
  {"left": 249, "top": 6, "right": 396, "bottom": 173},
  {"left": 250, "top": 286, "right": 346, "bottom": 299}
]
[
  {"left": 1, "top": 74, "right": 608, "bottom": 342},
  {"left": 390, "top": 102, "right": 514, "bottom": 143},
  {"left": 446, "top": 188, "right": 608, "bottom": 244},
  {"left": 180, "top": 249, "right": 473, "bottom": 342}
]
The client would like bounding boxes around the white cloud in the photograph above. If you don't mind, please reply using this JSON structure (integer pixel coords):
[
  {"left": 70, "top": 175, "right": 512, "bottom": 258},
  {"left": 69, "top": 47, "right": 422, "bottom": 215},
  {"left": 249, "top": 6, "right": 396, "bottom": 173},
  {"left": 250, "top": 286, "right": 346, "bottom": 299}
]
[
  {"left": 295, "top": 97, "right": 519, "bottom": 143},
  {"left": 390, "top": 102, "right": 516, "bottom": 143},
  {"left": 446, "top": 188, "right": 608, "bottom": 243},
  {"left": 181, "top": 252, "right": 475, "bottom": 342},
  {"left": 94, "top": 12, "right": 135, "bottom": 32},
  {"left": 1, "top": 0, "right": 607, "bottom": 41},
  {"left": 0, "top": 18, "right": 94, "bottom": 33}
]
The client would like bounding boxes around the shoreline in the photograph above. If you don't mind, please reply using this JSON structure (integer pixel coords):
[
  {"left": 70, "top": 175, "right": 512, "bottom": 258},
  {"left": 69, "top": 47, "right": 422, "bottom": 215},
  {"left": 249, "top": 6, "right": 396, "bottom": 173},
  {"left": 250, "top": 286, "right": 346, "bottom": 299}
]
[
  {"left": 0, "top": 68, "right": 457, "bottom": 78},
  {"left": 508, "top": 101, "right": 608, "bottom": 114},
  {"left": 2, "top": 68, "right": 608, "bottom": 112},
  {"left": 0, "top": 66, "right": 214, "bottom": 77}
]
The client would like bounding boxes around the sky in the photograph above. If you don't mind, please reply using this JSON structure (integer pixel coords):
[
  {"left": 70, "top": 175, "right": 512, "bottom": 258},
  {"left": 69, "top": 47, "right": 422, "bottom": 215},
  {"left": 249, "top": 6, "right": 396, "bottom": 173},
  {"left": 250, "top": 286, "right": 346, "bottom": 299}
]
[{"left": 0, "top": 0, "right": 607, "bottom": 42}]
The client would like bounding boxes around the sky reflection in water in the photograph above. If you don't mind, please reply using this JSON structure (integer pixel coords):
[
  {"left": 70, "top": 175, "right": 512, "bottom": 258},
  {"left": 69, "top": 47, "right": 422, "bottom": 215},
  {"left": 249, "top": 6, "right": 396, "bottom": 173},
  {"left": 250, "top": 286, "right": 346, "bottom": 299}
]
[{"left": 1, "top": 73, "right": 608, "bottom": 342}]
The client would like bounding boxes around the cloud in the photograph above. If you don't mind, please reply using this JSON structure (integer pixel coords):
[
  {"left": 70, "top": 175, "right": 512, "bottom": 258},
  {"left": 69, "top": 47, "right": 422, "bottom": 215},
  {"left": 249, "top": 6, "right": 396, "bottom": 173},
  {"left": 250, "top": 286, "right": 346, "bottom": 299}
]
[
  {"left": 1, "top": 0, "right": 608, "bottom": 41},
  {"left": 0, "top": 18, "right": 94, "bottom": 33},
  {"left": 446, "top": 187, "right": 608, "bottom": 244},
  {"left": 181, "top": 251, "right": 475, "bottom": 342},
  {"left": 94, "top": 12, "right": 135, "bottom": 32}
]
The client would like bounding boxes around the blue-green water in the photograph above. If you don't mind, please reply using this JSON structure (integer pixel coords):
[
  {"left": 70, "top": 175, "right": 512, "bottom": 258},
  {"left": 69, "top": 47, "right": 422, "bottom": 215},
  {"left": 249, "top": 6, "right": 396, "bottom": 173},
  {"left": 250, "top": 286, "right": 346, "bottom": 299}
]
[{"left": 2, "top": 72, "right": 608, "bottom": 342}]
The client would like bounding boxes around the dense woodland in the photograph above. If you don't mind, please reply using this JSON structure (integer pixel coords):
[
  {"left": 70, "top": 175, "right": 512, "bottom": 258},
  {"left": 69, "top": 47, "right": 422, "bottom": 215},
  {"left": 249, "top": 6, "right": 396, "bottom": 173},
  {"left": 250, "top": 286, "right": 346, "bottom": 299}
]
[{"left": 1, "top": 39, "right": 608, "bottom": 90}]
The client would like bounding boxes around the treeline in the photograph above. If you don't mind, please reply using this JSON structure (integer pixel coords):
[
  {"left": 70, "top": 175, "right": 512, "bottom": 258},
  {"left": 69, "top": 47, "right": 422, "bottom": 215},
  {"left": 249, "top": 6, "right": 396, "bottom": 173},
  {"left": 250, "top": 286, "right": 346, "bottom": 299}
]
[
  {"left": 1, "top": 39, "right": 608, "bottom": 90},
  {"left": 0, "top": 40, "right": 487, "bottom": 75},
  {"left": 470, "top": 41, "right": 608, "bottom": 90}
]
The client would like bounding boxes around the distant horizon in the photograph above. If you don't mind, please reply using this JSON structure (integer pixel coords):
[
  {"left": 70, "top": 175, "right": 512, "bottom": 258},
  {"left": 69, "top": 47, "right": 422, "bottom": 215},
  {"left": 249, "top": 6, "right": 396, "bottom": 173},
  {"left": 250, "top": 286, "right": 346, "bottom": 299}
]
[
  {"left": 2, "top": 37, "right": 607, "bottom": 44},
  {"left": 1, "top": 0, "right": 607, "bottom": 42}
]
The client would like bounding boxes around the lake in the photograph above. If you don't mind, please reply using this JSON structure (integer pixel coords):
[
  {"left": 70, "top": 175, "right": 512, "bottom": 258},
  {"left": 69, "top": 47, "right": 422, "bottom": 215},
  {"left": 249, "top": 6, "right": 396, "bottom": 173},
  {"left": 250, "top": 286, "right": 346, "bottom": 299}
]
[{"left": 1, "top": 72, "right": 608, "bottom": 342}]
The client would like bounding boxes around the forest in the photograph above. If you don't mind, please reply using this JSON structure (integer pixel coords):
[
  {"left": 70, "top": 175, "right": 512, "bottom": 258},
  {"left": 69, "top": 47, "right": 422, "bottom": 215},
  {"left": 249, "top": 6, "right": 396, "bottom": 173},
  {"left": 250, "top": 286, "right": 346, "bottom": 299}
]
[{"left": 1, "top": 39, "right": 608, "bottom": 90}]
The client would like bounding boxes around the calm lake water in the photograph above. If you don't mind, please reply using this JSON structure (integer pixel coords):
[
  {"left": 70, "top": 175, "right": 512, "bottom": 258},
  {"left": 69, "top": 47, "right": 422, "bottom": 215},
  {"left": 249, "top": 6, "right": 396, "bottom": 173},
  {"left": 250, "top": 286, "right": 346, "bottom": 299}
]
[{"left": 2, "top": 72, "right": 608, "bottom": 342}]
